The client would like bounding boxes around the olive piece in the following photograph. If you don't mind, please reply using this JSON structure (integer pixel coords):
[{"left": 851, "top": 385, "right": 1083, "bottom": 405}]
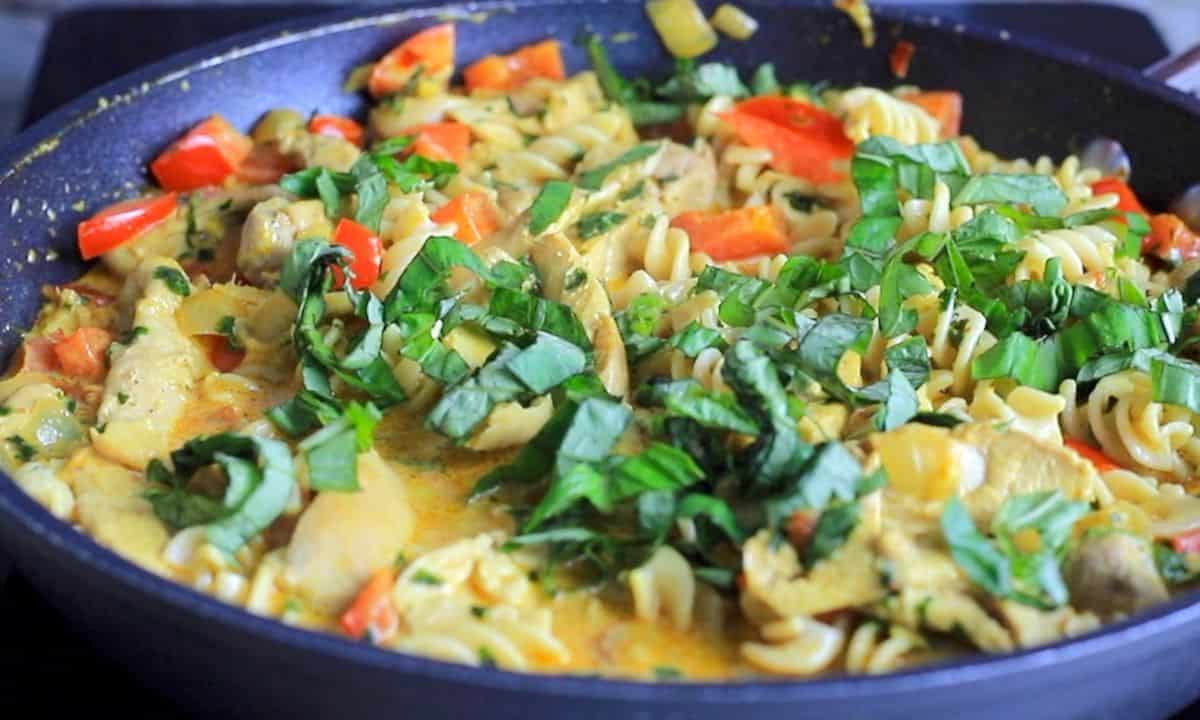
[
  {"left": 1170, "top": 184, "right": 1200, "bottom": 231},
  {"left": 252, "top": 108, "right": 305, "bottom": 144},
  {"left": 1078, "top": 137, "right": 1131, "bottom": 181}
]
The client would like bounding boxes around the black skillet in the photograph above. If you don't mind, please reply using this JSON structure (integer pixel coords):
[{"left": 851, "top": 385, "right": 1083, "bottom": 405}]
[{"left": 2, "top": 2, "right": 1200, "bottom": 718}]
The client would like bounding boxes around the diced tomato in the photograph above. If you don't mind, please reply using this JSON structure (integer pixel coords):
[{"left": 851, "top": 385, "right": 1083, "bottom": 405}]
[
  {"left": 1064, "top": 438, "right": 1121, "bottom": 473},
  {"left": 199, "top": 334, "right": 246, "bottom": 373},
  {"left": 718, "top": 97, "right": 854, "bottom": 184},
  {"left": 401, "top": 122, "right": 471, "bottom": 163},
  {"left": 331, "top": 218, "right": 383, "bottom": 290},
  {"left": 308, "top": 114, "right": 366, "bottom": 147},
  {"left": 906, "top": 91, "right": 963, "bottom": 138},
  {"left": 464, "top": 39, "right": 566, "bottom": 92},
  {"left": 368, "top": 23, "right": 456, "bottom": 98},
  {"left": 340, "top": 568, "right": 398, "bottom": 642},
  {"left": 1091, "top": 177, "right": 1148, "bottom": 216},
  {"left": 430, "top": 191, "right": 500, "bottom": 245},
  {"left": 236, "top": 145, "right": 295, "bottom": 185},
  {"left": 52, "top": 327, "right": 113, "bottom": 381},
  {"left": 889, "top": 40, "right": 916, "bottom": 79},
  {"left": 1145, "top": 213, "right": 1200, "bottom": 263},
  {"left": 150, "top": 115, "right": 253, "bottom": 191},
  {"left": 1172, "top": 528, "right": 1200, "bottom": 555},
  {"left": 77, "top": 193, "right": 179, "bottom": 260},
  {"left": 672, "top": 206, "right": 790, "bottom": 261}
]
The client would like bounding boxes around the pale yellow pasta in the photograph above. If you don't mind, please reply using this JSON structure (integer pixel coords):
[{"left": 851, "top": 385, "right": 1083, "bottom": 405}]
[
  {"left": 843, "top": 621, "right": 926, "bottom": 675},
  {"left": 1013, "top": 225, "right": 1118, "bottom": 285},
  {"left": 629, "top": 545, "right": 697, "bottom": 630},
  {"left": 836, "top": 87, "right": 942, "bottom": 144},
  {"left": 741, "top": 615, "right": 846, "bottom": 675}
]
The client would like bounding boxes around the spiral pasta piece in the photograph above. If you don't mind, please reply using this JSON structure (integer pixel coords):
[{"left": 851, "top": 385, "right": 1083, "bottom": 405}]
[
  {"left": 837, "top": 88, "right": 942, "bottom": 144},
  {"left": 1014, "top": 225, "right": 1118, "bottom": 285},
  {"left": 844, "top": 621, "right": 926, "bottom": 675},
  {"left": 494, "top": 109, "right": 635, "bottom": 186},
  {"left": 899, "top": 180, "right": 975, "bottom": 239},
  {"left": 1061, "top": 372, "right": 1197, "bottom": 480}
]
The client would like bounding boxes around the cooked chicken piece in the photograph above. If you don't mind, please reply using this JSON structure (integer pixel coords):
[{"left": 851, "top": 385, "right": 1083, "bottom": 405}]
[
  {"left": 953, "top": 422, "right": 1113, "bottom": 526},
  {"left": 277, "top": 128, "right": 361, "bottom": 172},
  {"left": 101, "top": 212, "right": 188, "bottom": 278},
  {"left": 284, "top": 450, "right": 415, "bottom": 613},
  {"left": 1065, "top": 531, "right": 1169, "bottom": 619},
  {"left": 881, "top": 586, "right": 1014, "bottom": 653},
  {"left": 58, "top": 447, "right": 170, "bottom": 573},
  {"left": 654, "top": 140, "right": 717, "bottom": 215},
  {"left": 92, "top": 258, "right": 203, "bottom": 469},
  {"left": 993, "top": 600, "right": 1100, "bottom": 648},
  {"left": 740, "top": 496, "right": 887, "bottom": 625},
  {"left": 237, "top": 198, "right": 332, "bottom": 285}
]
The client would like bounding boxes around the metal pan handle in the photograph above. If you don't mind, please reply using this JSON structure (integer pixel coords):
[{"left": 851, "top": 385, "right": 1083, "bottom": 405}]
[{"left": 1145, "top": 44, "right": 1200, "bottom": 94}]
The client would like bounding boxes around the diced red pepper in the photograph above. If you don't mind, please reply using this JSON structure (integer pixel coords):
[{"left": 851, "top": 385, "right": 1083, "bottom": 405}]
[
  {"left": 718, "top": 97, "right": 854, "bottom": 184},
  {"left": 672, "top": 206, "right": 790, "bottom": 261},
  {"left": 331, "top": 218, "right": 383, "bottom": 290},
  {"left": 1145, "top": 213, "right": 1200, "bottom": 263},
  {"left": 889, "top": 40, "right": 916, "bottom": 79},
  {"left": 1064, "top": 438, "right": 1121, "bottom": 473},
  {"left": 199, "top": 334, "right": 246, "bottom": 373},
  {"left": 464, "top": 39, "right": 566, "bottom": 92},
  {"left": 150, "top": 115, "right": 253, "bottom": 191},
  {"left": 430, "top": 191, "right": 500, "bottom": 245},
  {"left": 340, "top": 568, "right": 398, "bottom": 642},
  {"left": 401, "top": 122, "right": 471, "bottom": 164},
  {"left": 907, "top": 91, "right": 963, "bottom": 138},
  {"left": 308, "top": 114, "right": 366, "bottom": 148},
  {"left": 77, "top": 193, "right": 179, "bottom": 260},
  {"left": 368, "top": 24, "right": 456, "bottom": 98},
  {"left": 1091, "top": 177, "right": 1148, "bottom": 216}
]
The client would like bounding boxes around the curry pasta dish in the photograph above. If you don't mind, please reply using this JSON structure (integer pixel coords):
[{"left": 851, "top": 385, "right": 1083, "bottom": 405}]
[{"left": 8, "top": 11, "right": 1200, "bottom": 682}]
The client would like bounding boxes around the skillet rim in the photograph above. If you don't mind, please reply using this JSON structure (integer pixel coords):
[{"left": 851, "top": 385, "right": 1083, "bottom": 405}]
[{"left": 2, "top": 0, "right": 1200, "bottom": 704}]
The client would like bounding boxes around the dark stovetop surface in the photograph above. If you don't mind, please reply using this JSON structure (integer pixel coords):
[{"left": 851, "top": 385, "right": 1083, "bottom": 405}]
[{"left": 0, "top": 2, "right": 1187, "bottom": 717}]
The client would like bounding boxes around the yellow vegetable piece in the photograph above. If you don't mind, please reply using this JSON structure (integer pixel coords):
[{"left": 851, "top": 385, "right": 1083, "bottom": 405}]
[
  {"left": 834, "top": 0, "right": 876, "bottom": 48},
  {"left": 872, "top": 424, "right": 973, "bottom": 502},
  {"left": 645, "top": 0, "right": 719, "bottom": 59},
  {"left": 710, "top": 3, "right": 759, "bottom": 40}
]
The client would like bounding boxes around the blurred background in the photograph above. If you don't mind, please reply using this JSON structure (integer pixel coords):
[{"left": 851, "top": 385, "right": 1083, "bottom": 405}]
[
  {"left": 0, "top": 0, "right": 1197, "bottom": 715},
  {"left": 0, "top": 0, "right": 1197, "bottom": 141}
]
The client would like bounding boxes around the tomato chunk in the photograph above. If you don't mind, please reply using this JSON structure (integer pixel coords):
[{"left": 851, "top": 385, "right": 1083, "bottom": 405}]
[
  {"left": 672, "top": 206, "right": 789, "bottom": 261},
  {"left": 331, "top": 218, "right": 383, "bottom": 290},
  {"left": 77, "top": 193, "right": 179, "bottom": 260},
  {"left": 308, "top": 114, "right": 365, "bottom": 147},
  {"left": 464, "top": 39, "right": 566, "bottom": 92},
  {"left": 368, "top": 24, "right": 456, "bottom": 98},
  {"left": 431, "top": 191, "right": 501, "bottom": 245},
  {"left": 53, "top": 327, "right": 113, "bottom": 380},
  {"left": 150, "top": 116, "right": 253, "bottom": 191},
  {"left": 401, "top": 122, "right": 471, "bottom": 163},
  {"left": 718, "top": 97, "right": 853, "bottom": 184}
]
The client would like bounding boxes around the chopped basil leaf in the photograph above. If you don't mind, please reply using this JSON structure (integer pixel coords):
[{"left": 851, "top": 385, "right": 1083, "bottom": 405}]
[
  {"left": 578, "top": 145, "right": 660, "bottom": 191},
  {"left": 577, "top": 211, "right": 627, "bottom": 239},
  {"left": 153, "top": 266, "right": 191, "bottom": 297},
  {"left": 528, "top": 180, "right": 573, "bottom": 235}
]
